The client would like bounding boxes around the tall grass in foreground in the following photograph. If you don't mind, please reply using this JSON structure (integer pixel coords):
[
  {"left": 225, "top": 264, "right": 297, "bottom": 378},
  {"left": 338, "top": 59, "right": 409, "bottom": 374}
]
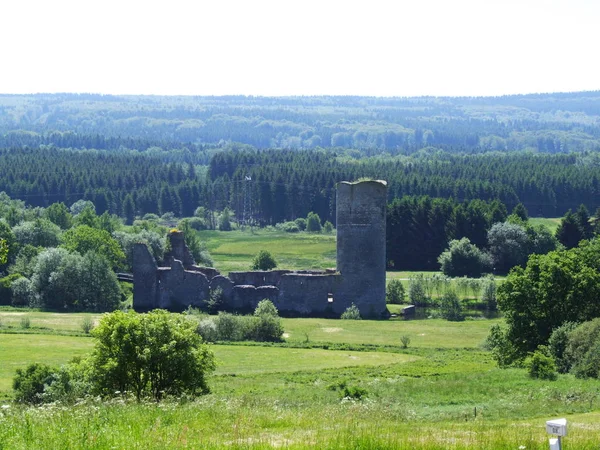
[{"left": 1, "top": 401, "right": 599, "bottom": 449}]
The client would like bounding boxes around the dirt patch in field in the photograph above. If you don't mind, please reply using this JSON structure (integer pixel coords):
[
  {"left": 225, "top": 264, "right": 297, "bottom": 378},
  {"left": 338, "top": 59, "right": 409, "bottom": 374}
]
[{"left": 322, "top": 327, "right": 343, "bottom": 333}]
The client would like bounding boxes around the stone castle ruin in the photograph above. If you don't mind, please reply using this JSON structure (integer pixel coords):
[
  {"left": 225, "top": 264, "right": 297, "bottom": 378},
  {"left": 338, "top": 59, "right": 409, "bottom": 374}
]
[{"left": 133, "top": 180, "right": 388, "bottom": 318}]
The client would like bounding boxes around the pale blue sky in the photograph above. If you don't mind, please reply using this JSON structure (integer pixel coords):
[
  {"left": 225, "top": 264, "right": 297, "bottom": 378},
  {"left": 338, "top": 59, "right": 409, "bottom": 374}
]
[{"left": 2, "top": 0, "right": 598, "bottom": 97}]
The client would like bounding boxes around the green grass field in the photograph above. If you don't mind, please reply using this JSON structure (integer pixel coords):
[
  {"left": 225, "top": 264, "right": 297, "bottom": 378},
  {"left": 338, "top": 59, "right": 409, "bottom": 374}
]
[
  {"left": 529, "top": 217, "right": 561, "bottom": 234},
  {"left": 2, "top": 310, "right": 600, "bottom": 448}
]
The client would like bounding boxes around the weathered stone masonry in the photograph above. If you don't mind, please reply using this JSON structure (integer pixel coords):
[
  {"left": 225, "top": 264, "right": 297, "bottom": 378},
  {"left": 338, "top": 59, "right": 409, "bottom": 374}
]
[{"left": 133, "top": 180, "right": 388, "bottom": 318}]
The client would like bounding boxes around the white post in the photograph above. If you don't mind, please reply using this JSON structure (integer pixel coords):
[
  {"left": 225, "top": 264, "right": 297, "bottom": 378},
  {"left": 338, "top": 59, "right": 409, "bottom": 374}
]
[{"left": 546, "top": 418, "right": 567, "bottom": 450}]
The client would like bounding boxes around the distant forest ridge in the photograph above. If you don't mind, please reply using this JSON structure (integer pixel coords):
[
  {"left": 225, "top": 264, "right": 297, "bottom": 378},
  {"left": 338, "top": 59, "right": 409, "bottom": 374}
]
[{"left": 1, "top": 91, "right": 600, "bottom": 153}]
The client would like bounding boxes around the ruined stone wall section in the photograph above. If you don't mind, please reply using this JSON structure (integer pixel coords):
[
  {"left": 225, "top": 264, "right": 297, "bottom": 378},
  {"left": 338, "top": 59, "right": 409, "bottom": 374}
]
[
  {"left": 229, "top": 270, "right": 293, "bottom": 287},
  {"left": 336, "top": 180, "right": 388, "bottom": 317},
  {"left": 277, "top": 273, "right": 342, "bottom": 315},
  {"left": 132, "top": 243, "right": 159, "bottom": 312},
  {"left": 165, "top": 231, "right": 195, "bottom": 268},
  {"left": 157, "top": 259, "right": 210, "bottom": 311}
]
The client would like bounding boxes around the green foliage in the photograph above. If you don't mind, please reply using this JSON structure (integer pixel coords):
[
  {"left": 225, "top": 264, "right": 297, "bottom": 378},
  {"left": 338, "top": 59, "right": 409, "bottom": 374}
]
[
  {"left": 30, "top": 247, "right": 121, "bottom": 311},
  {"left": 408, "top": 275, "right": 428, "bottom": 306},
  {"left": 386, "top": 279, "right": 405, "bottom": 304},
  {"left": 306, "top": 212, "right": 322, "bottom": 233},
  {"left": 438, "top": 237, "right": 491, "bottom": 278},
  {"left": 0, "top": 273, "right": 23, "bottom": 306},
  {"left": 218, "top": 207, "right": 232, "bottom": 231},
  {"left": 10, "top": 276, "right": 34, "bottom": 307},
  {"left": 564, "top": 318, "right": 600, "bottom": 379},
  {"left": 20, "top": 316, "right": 31, "bottom": 329},
  {"left": 439, "top": 290, "right": 465, "bottom": 321},
  {"left": 254, "top": 299, "right": 279, "bottom": 318},
  {"left": 9, "top": 244, "right": 42, "bottom": 278},
  {"left": 400, "top": 335, "right": 411, "bottom": 348},
  {"left": 525, "top": 349, "right": 557, "bottom": 380},
  {"left": 548, "top": 321, "right": 578, "bottom": 374},
  {"left": 178, "top": 220, "right": 213, "bottom": 266},
  {"left": 277, "top": 221, "right": 300, "bottom": 233},
  {"left": 323, "top": 221, "right": 334, "bottom": 233},
  {"left": 113, "top": 229, "right": 165, "bottom": 271},
  {"left": 294, "top": 218, "right": 307, "bottom": 231},
  {"left": 480, "top": 274, "right": 497, "bottom": 311},
  {"left": 512, "top": 203, "right": 529, "bottom": 221},
  {"left": 246, "top": 315, "right": 284, "bottom": 342},
  {"left": 12, "top": 363, "right": 55, "bottom": 404},
  {"left": 328, "top": 380, "right": 368, "bottom": 400},
  {"left": 90, "top": 310, "right": 215, "bottom": 401},
  {"left": 44, "top": 202, "right": 73, "bottom": 229},
  {"left": 340, "top": 303, "right": 362, "bottom": 320},
  {"left": 61, "top": 225, "right": 125, "bottom": 270},
  {"left": 80, "top": 316, "right": 95, "bottom": 334},
  {"left": 13, "top": 218, "right": 61, "bottom": 248},
  {"left": 205, "top": 287, "right": 225, "bottom": 314},
  {"left": 487, "top": 222, "right": 530, "bottom": 273},
  {"left": 556, "top": 209, "right": 584, "bottom": 249},
  {"left": 497, "top": 241, "right": 600, "bottom": 358},
  {"left": 485, "top": 324, "right": 521, "bottom": 367},
  {"left": 251, "top": 249, "right": 277, "bottom": 271}
]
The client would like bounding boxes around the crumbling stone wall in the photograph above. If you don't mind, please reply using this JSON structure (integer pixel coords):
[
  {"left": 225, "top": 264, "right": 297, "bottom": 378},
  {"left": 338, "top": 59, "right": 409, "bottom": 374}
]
[{"left": 133, "top": 180, "right": 388, "bottom": 318}]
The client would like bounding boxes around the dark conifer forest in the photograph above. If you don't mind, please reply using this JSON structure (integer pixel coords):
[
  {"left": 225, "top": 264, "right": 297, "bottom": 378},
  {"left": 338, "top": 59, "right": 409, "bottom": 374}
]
[{"left": 0, "top": 92, "right": 599, "bottom": 271}]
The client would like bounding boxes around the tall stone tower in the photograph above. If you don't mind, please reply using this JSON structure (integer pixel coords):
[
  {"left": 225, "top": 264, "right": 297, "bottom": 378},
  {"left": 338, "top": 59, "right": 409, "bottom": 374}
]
[{"left": 336, "top": 180, "right": 387, "bottom": 317}]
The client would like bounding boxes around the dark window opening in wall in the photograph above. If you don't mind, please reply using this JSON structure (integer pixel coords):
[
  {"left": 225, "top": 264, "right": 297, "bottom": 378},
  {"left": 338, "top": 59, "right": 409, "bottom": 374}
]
[{"left": 327, "top": 293, "right": 334, "bottom": 303}]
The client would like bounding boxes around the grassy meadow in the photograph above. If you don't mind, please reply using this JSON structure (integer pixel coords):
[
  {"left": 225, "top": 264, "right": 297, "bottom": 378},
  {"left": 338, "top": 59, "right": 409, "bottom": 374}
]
[
  {"left": 2, "top": 310, "right": 600, "bottom": 448},
  {"left": 3, "top": 218, "right": 597, "bottom": 449}
]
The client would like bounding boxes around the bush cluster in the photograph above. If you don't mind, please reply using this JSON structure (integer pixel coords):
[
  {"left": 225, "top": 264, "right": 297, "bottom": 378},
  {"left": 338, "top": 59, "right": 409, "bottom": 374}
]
[{"left": 196, "top": 300, "right": 284, "bottom": 343}]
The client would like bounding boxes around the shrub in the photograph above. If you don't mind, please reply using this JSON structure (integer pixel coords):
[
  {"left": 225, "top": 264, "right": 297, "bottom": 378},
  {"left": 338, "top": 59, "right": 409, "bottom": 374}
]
[
  {"left": 548, "top": 321, "right": 578, "bottom": 373},
  {"left": 251, "top": 250, "right": 277, "bottom": 271},
  {"left": 254, "top": 299, "right": 279, "bottom": 318},
  {"left": 214, "top": 312, "right": 243, "bottom": 341},
  {"left": 278, "top": 221, "right": 300, "bottom": 233},
  {"left": 323, "top": 221, "right": 334, "bottom": 233},
  {"left": 196, "top": 318, "right": 218, "bottom": 342},
  {"left": 439, "top": 290, "right": 465, "bottom": 321},
  {"left": 245, "top": 315, "right": 284, "bottom": 342},
  {"left": 438, "top": 237, "right": 492, "bottom": 278},
  {"left": 306, "top": 212, "right": 322, "bottom": 233},
  {"left": 408, "top": 275, "right": 428, "bottom": 306},
  {"left": 480, "top": 274, "right": 497, "bottom": 311},
  {"left": 386, "top": 279, "right": 405, "bottom": 304},
  {"left": 205, "top": 287, "right": 225, "bottom": 314},
  {"left": 294, "top": 218, "right": 307, "bottom": 231},
  {"left": 400, "top": 335, "right": 411, "bottom": 348},
  {"left": 20, "top": 316, "right": 31, "bottom": 329},
  {"left": 525, "top": 348, "right": 557, "bottom": 380},
  {"left": 90, "top": 310, "right": 215, "bottom": 401},
  {"left": 80, "top": 316, "right": 95, "bottom": 334},
  {"left": 13, "top": 363, "right": 55, "bottom": 404},
  {"left": 341, "top": 303, "right": 361, "bottom": 320}
]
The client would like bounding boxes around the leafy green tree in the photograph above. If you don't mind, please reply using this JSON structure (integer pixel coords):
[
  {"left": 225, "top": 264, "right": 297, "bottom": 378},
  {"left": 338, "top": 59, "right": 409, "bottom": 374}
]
[
  {"left": 480, "top": 274, "right": 497, "bottom": 311},
  {"left": 306, "top": 212, "right": 322, "bottom": 233},
  {"left": 61, "top": 225, "right": 125, "bottom": 270},
  {"left": 254, "top": 299, "right": 279, "bottom": 317},
  {"left": 13, "top": 219, "right": 61, "bottom": 248},
  {"left": 90, "top": 310, "right": 215, "bottom": 401},
  {"left": 0, "top": 220, "right": 17, "bottom": 263},
  {"left": 487, "top": 222, "right": 529, "bottom": 274},
  {"left": 178, "top": 220, "right": 213, "bottom": 266},
  {"left": 113, "top": 230, "right": 165, "bottom": 271},
  {"left": 548, "top": 321, "right": 578, "bottom": 374},
  {"left": 323, "top": 221, "right": 334, "bottom": 233},
  {"left": 564, "top": 318, "right": 600, "bottom": 379},
  {"left": 438, "top": 237, "right": 492, "bottom": 277},
  {"left": 44, "top": 202, "right": 73, "bottom": 230},
  {"left": 251, "top": 250, "right": 277, "bottom": 271},
  {"left": 9, "top": 244, "right": 42, "bottom": 278},
  {"left": 497, "top": 244, "right": 600, "bottom": 359},
  {"left": 218, "top": 207, "right": 232, "bottom": 231},
  {"left": 525, "top": 349, "right": 557, "bottom": 380}
]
